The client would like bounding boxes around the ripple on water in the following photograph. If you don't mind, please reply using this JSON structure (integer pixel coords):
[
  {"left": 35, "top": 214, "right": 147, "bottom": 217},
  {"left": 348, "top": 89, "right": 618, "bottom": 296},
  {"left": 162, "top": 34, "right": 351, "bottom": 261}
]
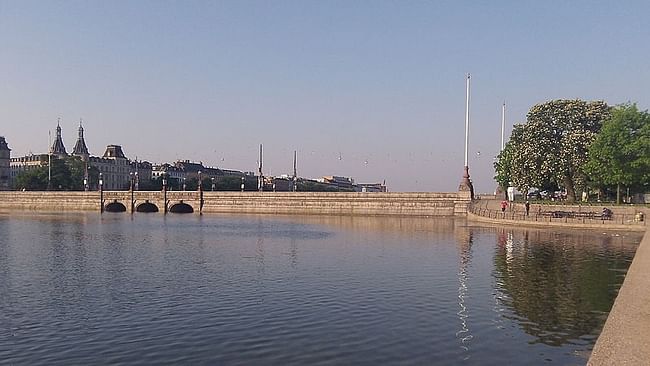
[{"left": 0, "top": 215, "right": 640, "bottom": 365}]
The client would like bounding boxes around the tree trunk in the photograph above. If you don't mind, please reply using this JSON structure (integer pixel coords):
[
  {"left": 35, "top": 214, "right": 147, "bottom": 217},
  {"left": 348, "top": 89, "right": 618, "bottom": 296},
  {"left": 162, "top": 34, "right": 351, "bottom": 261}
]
[
  {"left": 616, "top": 183, "right": 621, "bottom": 204},
  {"left": 563, "top": 176, "right": 576, "bottom": 203}
]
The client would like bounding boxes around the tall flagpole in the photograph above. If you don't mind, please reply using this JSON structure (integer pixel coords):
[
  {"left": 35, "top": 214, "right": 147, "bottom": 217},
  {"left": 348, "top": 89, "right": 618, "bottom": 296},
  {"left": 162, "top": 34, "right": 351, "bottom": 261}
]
[
  {"left": 258, "top": 144, "right": 263, "bottom": 192},
  {"left": 464, "top": 74, "right": 470, "bottom": 168},
  {"left": 293, "top": 150, "right": 297, "bottom": 192},
  {"left": 48, "top": 129, "right": 52, "bottom": 190},
  {"left": 459, "top": 74, "right": 474, "bottom": 198},
  {"left": 501, "top": 102, "right": 506, "bottom": 151}
]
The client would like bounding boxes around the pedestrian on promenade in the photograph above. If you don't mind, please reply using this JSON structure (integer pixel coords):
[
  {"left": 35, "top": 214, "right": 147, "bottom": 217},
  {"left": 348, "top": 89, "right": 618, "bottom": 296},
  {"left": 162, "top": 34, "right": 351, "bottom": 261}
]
[
  {"left": 500, "top": 200, "right": 508, "bottom": 213},
  {"left": 525, "top": 201, "right": 530, "bottom": 216}
]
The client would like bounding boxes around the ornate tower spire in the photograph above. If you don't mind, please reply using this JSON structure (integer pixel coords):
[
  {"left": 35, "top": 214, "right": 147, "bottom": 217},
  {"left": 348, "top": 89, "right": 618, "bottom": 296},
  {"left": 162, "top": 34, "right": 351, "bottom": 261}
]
[
  {"left": 50, "top": 118, "right": 68, "bottom": 157},
  {"left": 72, "top": 118, "right": 90, "bottom": 160}
]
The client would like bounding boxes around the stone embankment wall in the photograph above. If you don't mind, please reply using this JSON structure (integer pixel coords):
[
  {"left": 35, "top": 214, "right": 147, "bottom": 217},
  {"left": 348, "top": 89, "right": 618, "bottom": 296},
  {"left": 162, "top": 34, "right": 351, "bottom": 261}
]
[
  {"left": 202, "top": 192, "right": 471, "bottom": 216},
  {"left": 0, "top": 191, "right": 99, "bottom": 211},
  {"left": 0, "top": 191, "right": 472, "bottom": 217},
  {"left": 588, "top": 228, "right": 650, "bottom": 365}
]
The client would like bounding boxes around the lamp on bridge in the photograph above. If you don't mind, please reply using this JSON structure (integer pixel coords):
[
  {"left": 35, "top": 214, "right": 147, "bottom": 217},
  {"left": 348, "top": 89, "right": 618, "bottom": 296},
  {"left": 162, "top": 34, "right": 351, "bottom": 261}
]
[
  {"left": 162, "top": 173, "right": 168, "bottom": 215},
  {"left": 99, "top": 173, "right": 104, "bottom": 214},
  {"left": 135, "top": 172, "right": 139, "bottom": 191},
  {"left": 182, "top": 177, "right": 186, "bottom": 191},
  {"left": 198, "top": 170, "right": 203, "bottom": 215},
  {"left": 129, "top": 172, "right": 135, "bottom": 214},
  {"left": 241, "top": 176, "right": 245, "bottom": 192},
  {"left": 211, "top": 177, "right": 215, "bottom": 191}
]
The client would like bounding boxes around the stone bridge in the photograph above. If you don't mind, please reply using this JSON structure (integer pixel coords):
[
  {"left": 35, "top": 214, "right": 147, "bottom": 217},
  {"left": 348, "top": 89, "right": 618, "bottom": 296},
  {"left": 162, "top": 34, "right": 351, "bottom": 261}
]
[
  {"left": 102, "top": 190, "right": 201, "bottom": 214},
  {"left": 0, "top": 191, "right": 472, "bottom": 216}
]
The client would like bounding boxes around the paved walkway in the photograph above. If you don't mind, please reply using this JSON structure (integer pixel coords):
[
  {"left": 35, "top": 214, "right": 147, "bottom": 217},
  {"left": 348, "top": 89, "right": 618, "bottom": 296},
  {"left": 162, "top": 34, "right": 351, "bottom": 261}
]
[{"left": 469, "top": 199, "right": 647, "bottom": 231}]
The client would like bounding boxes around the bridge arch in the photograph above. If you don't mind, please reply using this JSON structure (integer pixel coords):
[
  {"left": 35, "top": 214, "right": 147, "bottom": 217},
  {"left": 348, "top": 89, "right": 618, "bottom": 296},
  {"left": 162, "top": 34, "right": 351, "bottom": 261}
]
[
  {"left": 169, "top": 200, "right": 194, "bottom": 214},
  {"left": 105, "top": 200, "right": 127, "bottom": 213},
  {"left": 136, "top": 200, "right": 159, "bottom": 213}
]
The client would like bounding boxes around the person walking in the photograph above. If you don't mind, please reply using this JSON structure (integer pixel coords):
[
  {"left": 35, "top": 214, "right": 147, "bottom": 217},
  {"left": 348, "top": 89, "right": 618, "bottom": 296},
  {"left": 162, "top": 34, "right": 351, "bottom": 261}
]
[
  {"left": 500, "top": 200, "right": 508, "bottom": 213},
  {"left": 525, "top": 201, "right": 530, "bottom": 216}
]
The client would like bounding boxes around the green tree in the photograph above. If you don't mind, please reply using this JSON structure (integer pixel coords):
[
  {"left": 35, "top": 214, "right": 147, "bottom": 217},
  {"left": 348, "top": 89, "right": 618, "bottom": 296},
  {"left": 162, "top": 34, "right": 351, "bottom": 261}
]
[
  {"left": 495, "top": 99, "right": 610, "bottom": 202},
  {"left": 214, "top": 176, "right": 246, "bottom": 191},
  {"left": 585, "top": 104, "right": 650, "bottom": 203},
  {"left": 14, "top": 166, "right": 48, "bottom": 190},
  {"left": 14, "top": 156, "right": 99, "bottom": 191}
]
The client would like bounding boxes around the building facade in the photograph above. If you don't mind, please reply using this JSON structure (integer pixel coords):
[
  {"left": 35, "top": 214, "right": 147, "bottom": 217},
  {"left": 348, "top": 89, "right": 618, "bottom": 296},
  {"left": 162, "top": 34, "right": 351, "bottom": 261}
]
[
  {"left": 90, "top": 145, "right": 131, "bottom": 190},
  {"left": 0, "top": 136, "right": 10, "bottom": 190}
]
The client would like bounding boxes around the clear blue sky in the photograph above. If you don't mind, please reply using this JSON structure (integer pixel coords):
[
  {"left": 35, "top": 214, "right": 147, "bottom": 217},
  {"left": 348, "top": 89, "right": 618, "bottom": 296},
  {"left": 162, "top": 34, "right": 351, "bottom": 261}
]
[{"left": 1, "top": 1, "right": 648, "bottom": 192}]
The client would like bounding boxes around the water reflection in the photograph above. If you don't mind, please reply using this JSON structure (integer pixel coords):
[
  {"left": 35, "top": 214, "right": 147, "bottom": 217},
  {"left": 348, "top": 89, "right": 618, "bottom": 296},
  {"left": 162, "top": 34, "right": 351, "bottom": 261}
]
[
  {"left": 493, "top": 228, "right": 638, "bottom": 346},
  {"left": 455, "top": 227, "right": 473, "bottom": 357}
]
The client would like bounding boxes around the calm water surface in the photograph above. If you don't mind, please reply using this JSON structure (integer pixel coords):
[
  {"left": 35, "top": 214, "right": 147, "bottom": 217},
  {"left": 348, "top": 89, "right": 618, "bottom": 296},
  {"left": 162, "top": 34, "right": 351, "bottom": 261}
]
[{"left": 0, "top": 213, "right": 641, "bottom": 365}]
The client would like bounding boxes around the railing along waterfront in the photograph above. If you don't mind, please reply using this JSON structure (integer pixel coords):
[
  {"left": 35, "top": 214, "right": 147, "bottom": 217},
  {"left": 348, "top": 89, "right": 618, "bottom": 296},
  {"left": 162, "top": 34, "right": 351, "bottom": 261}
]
[{"left": 469, "top": 201, "right": 647, "bottom": 227}]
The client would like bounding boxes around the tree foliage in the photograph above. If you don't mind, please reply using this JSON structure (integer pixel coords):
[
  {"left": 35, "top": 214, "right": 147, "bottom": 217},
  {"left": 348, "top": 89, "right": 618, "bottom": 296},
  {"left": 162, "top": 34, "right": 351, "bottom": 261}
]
[
  {"left": 585, "top": 104, "right": 650, "bottom": 202},
  {"left": 495, "top": 99, "right": 610, "bottom": 202},
  {"left": 14, "top": 156, "right": 98, "bottom": 191}
]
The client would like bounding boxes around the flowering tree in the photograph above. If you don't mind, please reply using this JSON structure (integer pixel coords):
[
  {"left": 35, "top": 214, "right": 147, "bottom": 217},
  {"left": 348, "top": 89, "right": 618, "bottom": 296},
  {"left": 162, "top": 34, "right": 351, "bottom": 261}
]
[{"left": 495, "top": 99, "right": 610, "bottom": 202}]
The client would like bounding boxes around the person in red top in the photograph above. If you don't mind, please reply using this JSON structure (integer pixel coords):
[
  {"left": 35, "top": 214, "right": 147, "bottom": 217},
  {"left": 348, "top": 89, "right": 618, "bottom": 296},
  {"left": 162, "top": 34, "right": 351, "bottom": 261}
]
[{"left": 500, "top": 200, "right": 508, "bottom": 213}]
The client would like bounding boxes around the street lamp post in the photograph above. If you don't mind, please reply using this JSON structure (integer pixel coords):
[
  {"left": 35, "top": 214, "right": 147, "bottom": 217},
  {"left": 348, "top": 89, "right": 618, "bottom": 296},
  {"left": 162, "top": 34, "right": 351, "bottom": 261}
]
[
  {"left": 84, "top": 162, "right": 89, "bottom": 192},
  {"left": 135, "top": 171, "right": 139, "bottom": 191},
  {"left": 129, "top": 172, "right": 135, "bottom": 214},
  {"left": 183, "top": 177, "right": 186, "bottom": 191},
  {"left": 241, "top": 176, "right": 245, "bottom": 192},
  {"left": 162, "top": 173, "right": 168, "bottom": 215},
  {"left": 99, "top": 173, "right": 104, "bottom": 214},
  {"left": 198, "top": 170, "right": 203, "bottom": 215},
  {"left": 211, "top": 177, "right": 215, "bottom": 192}
]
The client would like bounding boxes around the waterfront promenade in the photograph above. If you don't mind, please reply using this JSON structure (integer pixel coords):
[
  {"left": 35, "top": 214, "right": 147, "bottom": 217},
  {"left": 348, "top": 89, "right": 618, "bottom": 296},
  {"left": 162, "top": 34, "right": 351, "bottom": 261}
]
[{"left": 468, "top": 198, "right": 647, "bottom": 231}]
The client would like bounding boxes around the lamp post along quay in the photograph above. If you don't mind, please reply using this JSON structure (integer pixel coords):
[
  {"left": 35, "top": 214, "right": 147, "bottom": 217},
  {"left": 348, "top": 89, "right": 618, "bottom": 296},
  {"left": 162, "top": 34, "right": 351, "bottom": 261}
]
[
  {"left": 162, "top": 173, "right": 168, "bottom": 215},
  {"left": 99, "top": 173, "right": 104, "bottom": 213},
  {"left": 495, "top": 102, "right": 506, "bottom": 196},
  {"left": 458, "top": 73, "right": 474, "bottom": 198},
  {"left": 130, "top": 172, "right": 135, "bottom": 214},
  {"left": 198, "top": 170, "right": 203, "bottom": 215}
]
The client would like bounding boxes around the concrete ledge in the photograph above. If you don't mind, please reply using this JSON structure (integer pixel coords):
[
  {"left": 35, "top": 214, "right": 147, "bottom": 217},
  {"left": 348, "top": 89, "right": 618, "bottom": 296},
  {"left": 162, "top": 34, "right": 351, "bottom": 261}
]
[{"left": 588, "top": 228, "right": 650, "bottom": 365}]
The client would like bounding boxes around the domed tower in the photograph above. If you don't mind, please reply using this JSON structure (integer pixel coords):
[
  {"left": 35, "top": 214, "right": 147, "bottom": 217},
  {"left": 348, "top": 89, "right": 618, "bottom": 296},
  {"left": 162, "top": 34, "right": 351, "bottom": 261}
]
[
  {"left": 72, "top": 119, "right": 90, "bottom": 161},
  {"left": 0, "top": 136, "right": 10, "bottom": 190},
  {"left": 50, "top": 119, "right": 68, "bottom": 158}
]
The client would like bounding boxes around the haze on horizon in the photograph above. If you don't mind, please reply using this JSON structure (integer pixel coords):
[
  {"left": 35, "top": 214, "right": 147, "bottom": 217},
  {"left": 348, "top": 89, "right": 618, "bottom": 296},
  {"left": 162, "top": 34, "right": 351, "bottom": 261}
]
[{"left": 1, "top": 1, "right": 648, "bottom": 192}]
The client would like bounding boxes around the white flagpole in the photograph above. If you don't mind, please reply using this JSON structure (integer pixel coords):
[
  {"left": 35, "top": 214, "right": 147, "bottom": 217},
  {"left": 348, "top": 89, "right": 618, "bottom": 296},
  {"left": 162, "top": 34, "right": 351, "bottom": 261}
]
[
  {"left": 48, "top": 129, "right": 51, "bottom": 189},
  {"left": 501, "top": 102, "right": 506, "bottom": 151},
  {"left": 464, "top": 74, "right": 470, "bottom": 168}
]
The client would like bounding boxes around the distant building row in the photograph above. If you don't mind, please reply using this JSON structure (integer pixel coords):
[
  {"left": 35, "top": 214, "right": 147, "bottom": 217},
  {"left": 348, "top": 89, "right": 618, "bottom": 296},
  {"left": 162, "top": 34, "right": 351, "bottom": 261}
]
[
  {"left": 3, "top": 122, "right": 252, "bottom": 190},
  {"left": 0, "top": 123, "right": 386, "bottom": 192}
]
